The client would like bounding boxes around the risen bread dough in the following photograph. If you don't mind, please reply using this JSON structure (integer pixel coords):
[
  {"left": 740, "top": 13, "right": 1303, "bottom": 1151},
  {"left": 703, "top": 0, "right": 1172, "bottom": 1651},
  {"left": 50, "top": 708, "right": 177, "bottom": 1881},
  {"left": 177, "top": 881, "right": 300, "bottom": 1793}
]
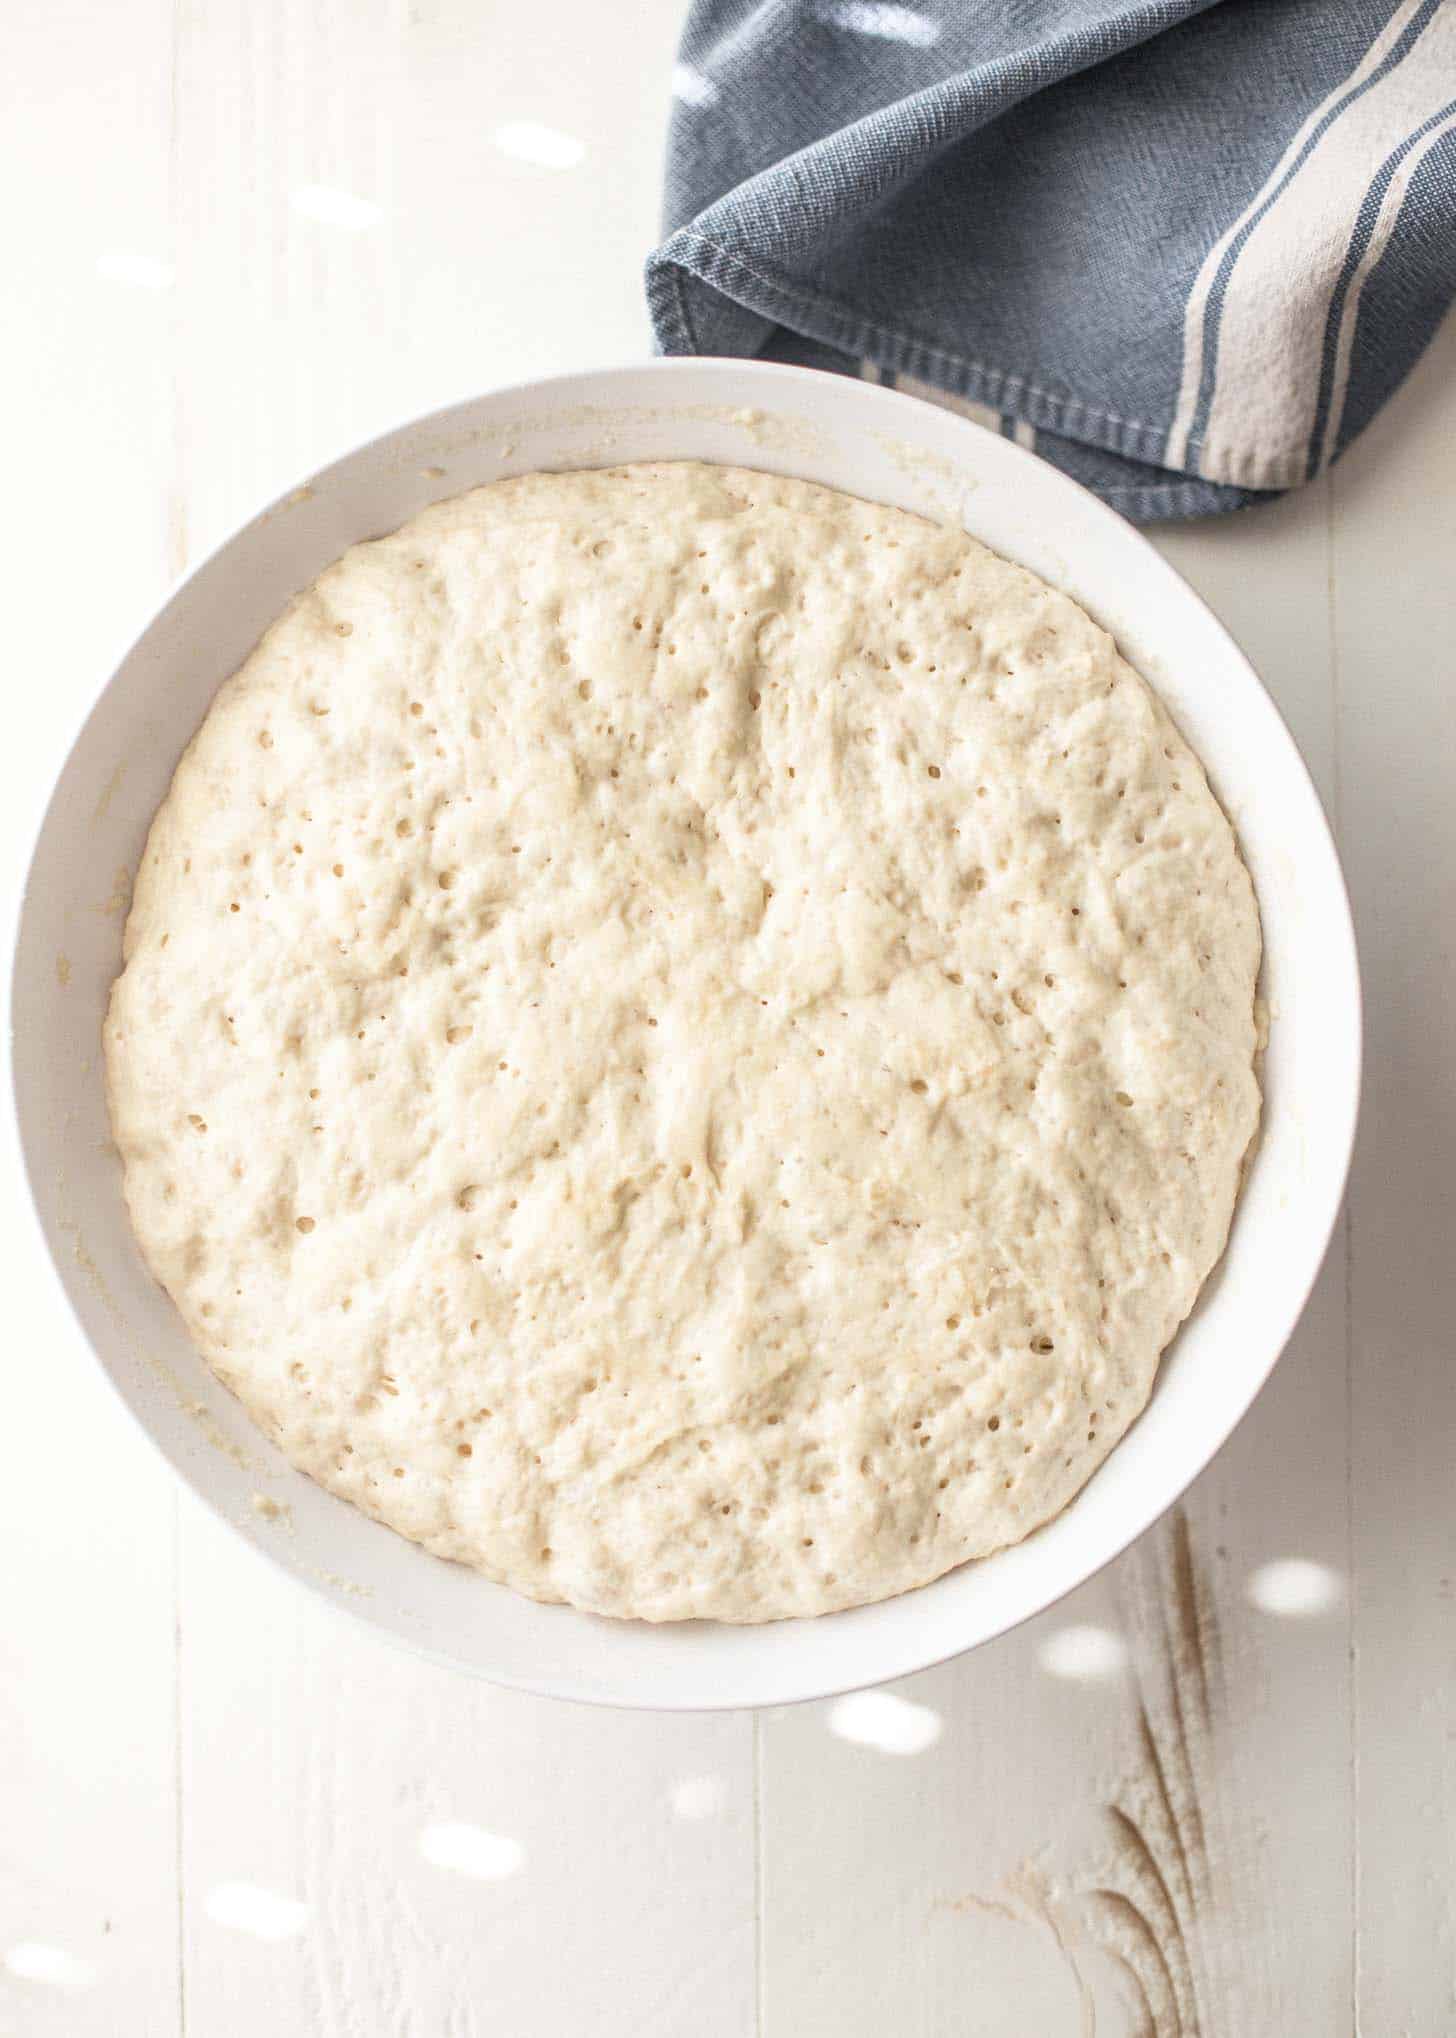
[{"left": 105, "top": 463, "right": 1260, "bottom": 1622}]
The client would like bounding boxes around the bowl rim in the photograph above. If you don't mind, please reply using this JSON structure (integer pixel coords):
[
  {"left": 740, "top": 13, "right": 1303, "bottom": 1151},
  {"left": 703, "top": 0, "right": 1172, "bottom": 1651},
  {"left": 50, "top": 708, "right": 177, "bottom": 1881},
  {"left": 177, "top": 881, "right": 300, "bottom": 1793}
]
[{"left": 7, "top": 356, "right": 1363, "bottom": 1708}]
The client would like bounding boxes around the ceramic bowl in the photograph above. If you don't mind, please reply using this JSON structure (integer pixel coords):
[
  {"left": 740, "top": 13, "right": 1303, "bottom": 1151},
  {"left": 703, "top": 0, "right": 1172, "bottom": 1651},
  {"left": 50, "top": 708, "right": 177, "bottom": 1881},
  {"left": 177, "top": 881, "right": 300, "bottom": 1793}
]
[{"left": 9, "top": 359, "right": 1360, "bottom": 1708}]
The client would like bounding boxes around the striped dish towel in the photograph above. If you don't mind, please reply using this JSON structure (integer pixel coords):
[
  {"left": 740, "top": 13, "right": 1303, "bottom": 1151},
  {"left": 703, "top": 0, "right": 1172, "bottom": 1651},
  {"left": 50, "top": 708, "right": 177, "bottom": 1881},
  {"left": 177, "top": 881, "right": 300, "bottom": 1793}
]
[{"left": 646, "top": 0, "right": 1456, "bottom": 520}]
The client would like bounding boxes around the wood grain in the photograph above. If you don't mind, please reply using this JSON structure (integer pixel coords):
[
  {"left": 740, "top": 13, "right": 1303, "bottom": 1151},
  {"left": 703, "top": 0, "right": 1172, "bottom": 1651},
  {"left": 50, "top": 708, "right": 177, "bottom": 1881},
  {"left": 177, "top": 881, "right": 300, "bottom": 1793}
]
[
  {"left": 164, "top": 4, "right": 757, "bottom": 2034},
  {"left": 177, "top": 1506, "right": 755, "bottom": 2037},
  {"left": 1334, "top": 309, "right": 1456, "bottom": 2036},
  {"left": 759, "top": 480, "right": 1357, "bottom": 2038},
  {"left": 5, "top": 2, "right": 1456, "bottom": 2031},
  {"left": 2, "top": 4, "right": 183, "bottom": 2034}
]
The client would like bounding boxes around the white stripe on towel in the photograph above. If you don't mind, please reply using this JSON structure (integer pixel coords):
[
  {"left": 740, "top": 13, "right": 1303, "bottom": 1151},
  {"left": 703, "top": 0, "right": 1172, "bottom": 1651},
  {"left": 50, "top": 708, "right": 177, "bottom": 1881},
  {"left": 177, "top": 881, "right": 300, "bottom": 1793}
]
[
  {"left": 1197, "top": 0, "right": 1456, "bottom": 487},
  {"left": 1315, "top": 101, "right": 1456, "bottom": 473},
  {"left": 1164, "top": 0, "right": 1429, "bottom": 473}
]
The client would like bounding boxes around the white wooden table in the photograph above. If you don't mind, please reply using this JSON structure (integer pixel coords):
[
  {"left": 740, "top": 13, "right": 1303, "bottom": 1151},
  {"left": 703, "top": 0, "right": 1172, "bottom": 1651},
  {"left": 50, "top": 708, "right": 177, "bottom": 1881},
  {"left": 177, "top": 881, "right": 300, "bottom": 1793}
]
[{"left": 3, "top": 5, "right": 1452, "bottom": 2031}]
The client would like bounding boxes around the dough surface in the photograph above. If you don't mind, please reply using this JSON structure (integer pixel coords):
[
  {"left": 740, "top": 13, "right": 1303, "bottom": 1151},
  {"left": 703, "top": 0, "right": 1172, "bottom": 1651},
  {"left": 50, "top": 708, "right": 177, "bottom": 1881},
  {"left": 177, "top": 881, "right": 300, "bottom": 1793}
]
[{"left": 105, "top": 463, "right": 1261, "bottom": 1622}]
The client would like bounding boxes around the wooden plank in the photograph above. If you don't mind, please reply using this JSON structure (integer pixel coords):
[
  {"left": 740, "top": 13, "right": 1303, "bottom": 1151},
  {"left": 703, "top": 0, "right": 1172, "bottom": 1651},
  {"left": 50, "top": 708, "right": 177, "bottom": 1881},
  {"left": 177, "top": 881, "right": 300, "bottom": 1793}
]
[
  {"left": 759, "top": 486, "right": 1356, "bottom": 2036},
  {"left": 0, "top": 6, "right": 182, "bottom": 2036},
  {"left": 178, "top": 1505, "right": 755, "bottom": 2037},
  {"left": 29, "top": 2, "right": 1456, "bottom": 2028},
  {"left": 397, "top": 0, "right": 672, "bottom": 397},
  {"left": 166, "top": 5, "right": 755, "bottom": 2034},
  {"left": 1332, "top": 307, "right": 1456, "bottom": 2035}
]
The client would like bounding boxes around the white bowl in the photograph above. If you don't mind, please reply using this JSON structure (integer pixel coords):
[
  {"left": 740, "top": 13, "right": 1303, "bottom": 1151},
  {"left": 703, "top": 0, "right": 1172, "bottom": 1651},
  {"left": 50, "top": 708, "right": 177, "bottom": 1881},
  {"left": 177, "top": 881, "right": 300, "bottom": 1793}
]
[{"left": 9, "top": 360, "right": 1360, "bottom": 1709}]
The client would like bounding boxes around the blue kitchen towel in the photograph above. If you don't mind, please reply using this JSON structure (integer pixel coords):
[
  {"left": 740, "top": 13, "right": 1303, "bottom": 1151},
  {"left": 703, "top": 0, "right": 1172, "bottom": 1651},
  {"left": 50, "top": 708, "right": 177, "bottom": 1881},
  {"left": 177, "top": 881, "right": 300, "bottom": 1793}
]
[{"left": 646, "top": 0, "right": 1456, "bottom": 520}]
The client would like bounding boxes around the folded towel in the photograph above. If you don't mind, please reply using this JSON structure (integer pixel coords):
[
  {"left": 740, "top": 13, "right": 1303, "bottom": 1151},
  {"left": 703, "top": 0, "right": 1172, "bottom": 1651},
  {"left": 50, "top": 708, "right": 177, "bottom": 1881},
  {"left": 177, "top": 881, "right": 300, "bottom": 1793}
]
[{"left": 646, "top": 0, "right": 1456, "bottom": 519}]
